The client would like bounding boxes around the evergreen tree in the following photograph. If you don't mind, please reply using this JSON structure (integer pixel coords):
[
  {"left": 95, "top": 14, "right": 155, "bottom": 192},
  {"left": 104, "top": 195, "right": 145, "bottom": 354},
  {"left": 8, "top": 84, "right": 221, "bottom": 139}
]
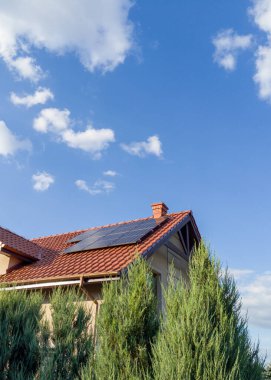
[
  {"left": 0, "top": 288, "right": 42, "bottom": 380},
  {"left": 152, "top": 242, "right": 264, "bottom": 380},
  {"left": 264, "top": 363, "right": 271, "bottom": 379},
  {"left": 39, "top": 286, "right": 93, "bottom": 380},
  {"left": 88, "top": 257, "right": 159, "bottom": 380}
]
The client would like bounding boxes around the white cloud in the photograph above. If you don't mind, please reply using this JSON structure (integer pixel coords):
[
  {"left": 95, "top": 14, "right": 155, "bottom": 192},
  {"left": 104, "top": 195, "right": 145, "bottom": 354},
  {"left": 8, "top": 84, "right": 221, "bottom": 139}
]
[
  {"left": 228, "top": 268, "right": 255, "bottom": 280},
  {"left": 240, "top": 272, "right": 271, "bottom": 329},
  {"left": 213, "top": 29, "right": 252, "bottom": 71},
  {"left": 33, "top": 108, "right": 70, "bottom": 133},
  {"left": 33, "top": 108, "right": 115, "bottom": 159},
  {"left": 250, "top": 0, "right": 271, "bottom": 101},
  {"left": 254, "top": 45, "right": 271, "bottom": 100},
  {"left": 229, "top": 268, "right": 271, "bottom": 329},
  {"left": 0, "top": 0, "right": 134, "bottom": 80},
  {"left": 214, "top": 1, "right": 271, "bottom": 102},
  {"left": 250, "top": 0, "right": 271, "bottom": 35},
  {"left": 121, "top": 135, "right": 163, "bottom": 158},
  {"left": 10, "top": 87, "right": 54, "bottom": 107},
  {"left": 0, "top": 120, "right": 31, "bottom": 156},
  {"left": 32, "top": 171, "right": 54, "bottom": 191},
  {"left": 75, "top": 179, "right": 115, "bottom": 195},
  {"left": 62, "top": 128, "right": 115, "bottom": 158},
  {"left": 229, "top": 268, "right": 271, "bottom": 360},
  {"left": 103, "top": 170, "right": 118, "bottom": 177},
  {"left": 6, "top": 56, "right": 43, "bottom": 82}
]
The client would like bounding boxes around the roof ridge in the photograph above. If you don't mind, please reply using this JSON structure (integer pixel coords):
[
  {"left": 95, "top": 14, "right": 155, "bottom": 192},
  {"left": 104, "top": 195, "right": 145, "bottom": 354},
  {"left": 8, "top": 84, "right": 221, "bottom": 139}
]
[{"left": 32, "top": 211, "right": 190, "bottom": 242}]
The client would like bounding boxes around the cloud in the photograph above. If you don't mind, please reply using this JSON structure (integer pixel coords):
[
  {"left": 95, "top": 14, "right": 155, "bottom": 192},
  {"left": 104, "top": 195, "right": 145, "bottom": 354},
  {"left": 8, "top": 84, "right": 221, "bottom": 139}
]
[
  {"left": 33, "top": 108, "right": 70, "bottom": 133},
  {"left": 213, "top": 29, "right": 252, "bottom": 71},
  {"left": 0, "top": 120, "right": 31, "bottom": 156},
  {"left": 230, "top": 268, "right": 271, "bottom": 329},
  {"left": 229, "top": 268, "right": 271, "bottom": 360},
  {"left": 250, "top": 0, "right": 271, "bottom": 35},
  {"left": 103, "top": 170, "right": 118, "bottom": 177},
  {"left": 250, "top": 0, "right": 271, "bottom": 101},
  {"left": 240, "top": 272, "right": 271, "bottom": 329},
  {"left": 33, "top": 108, "right": 115, "bottom": 159},
  {"left": 228, "top": 268, "right": 255, "bottom": 280},
  {"left": 10, "top": 87, "right": 54, "bottom": 107},
  {"left": 32, "top": 171, "right": 54, "bottom": 191},
  {"left": 214, "top": 2, "right": 271, "bottom": 102},
  {"left": 121, "top": 135, "right": 163, "bottom": 158},
  {"left": 0, "top": 0, "right": 134, "bottom": 80},
  {"left": 75, "top": 179, "right": 115, "bottom": 195},
  {"left": 254, "top": 45, "right": 271, "bottom": 100},
  {"left": 6, "top": 56, "right": 43, "bottom": 82}
]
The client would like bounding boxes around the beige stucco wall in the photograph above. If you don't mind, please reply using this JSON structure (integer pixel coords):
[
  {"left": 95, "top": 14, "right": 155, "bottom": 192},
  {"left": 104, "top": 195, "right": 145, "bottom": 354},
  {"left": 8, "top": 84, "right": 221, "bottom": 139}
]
[
  {"left": 0, "top": 253, "right": 22, "bottom": 275},
  {"left": 40, "top": 283, "right": 103, "bottom": 334},
  {"left": 147, "top": 242, "right": 189, "bottom": 310}
]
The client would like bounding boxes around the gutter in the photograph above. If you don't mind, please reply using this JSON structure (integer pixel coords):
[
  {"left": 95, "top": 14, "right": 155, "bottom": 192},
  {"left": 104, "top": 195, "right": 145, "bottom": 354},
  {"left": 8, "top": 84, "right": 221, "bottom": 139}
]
[
  {"left": 0, "top": 271, "right": 119, "bottom": 285},
  {"left": 0, "top": 275, "right": 120, "bottom": 291}
]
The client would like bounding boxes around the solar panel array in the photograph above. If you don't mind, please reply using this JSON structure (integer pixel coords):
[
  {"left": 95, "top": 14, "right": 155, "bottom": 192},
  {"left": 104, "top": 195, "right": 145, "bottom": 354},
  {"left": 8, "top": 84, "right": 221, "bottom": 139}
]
[{"left": 64, "top": 218, "right": 165, "bottom": 254}]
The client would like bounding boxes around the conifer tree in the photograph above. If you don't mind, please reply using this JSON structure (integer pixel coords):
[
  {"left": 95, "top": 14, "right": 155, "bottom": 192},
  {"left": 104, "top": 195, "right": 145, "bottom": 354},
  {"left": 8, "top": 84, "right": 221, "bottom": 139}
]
[
  {"left": 152, "top": 242, "right": 264, "bottom": 380},
  {"left": 264, "top": 363, "right": 271, "bottom": 379},
  {"left": 0, "top": 289, "right": 42, "bottom": 380},
  {"left": 39, "top": 286, "right": 93, "bottom": 380},
  {"left": 90, "top": 257, "right": 159, "bottom": 380}
]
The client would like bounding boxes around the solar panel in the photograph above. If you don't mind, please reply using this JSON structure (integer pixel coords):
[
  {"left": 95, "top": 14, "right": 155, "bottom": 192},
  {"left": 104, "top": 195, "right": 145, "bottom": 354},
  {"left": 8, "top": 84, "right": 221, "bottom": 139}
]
[
  {"left": 64, "top": 217, "right": 166, "bottom": 254},
  {"left": 109, "top": 230, "right": 148, "bottom": 245},
  {"left": 69, "top": 219, "right": 161, "bottom": 243},
  {"left": 65, "top": 235, "right": 102, "bottom": 253},
  {"left": 68, "top": 225, "right": 120, "bottom": 243}
]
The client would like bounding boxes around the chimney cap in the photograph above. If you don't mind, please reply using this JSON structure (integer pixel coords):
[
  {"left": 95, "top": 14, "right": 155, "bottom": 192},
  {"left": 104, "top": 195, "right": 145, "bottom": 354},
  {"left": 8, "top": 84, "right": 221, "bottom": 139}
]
[{"left": 151, "top": 202, "right": 169, "bottom": 218}]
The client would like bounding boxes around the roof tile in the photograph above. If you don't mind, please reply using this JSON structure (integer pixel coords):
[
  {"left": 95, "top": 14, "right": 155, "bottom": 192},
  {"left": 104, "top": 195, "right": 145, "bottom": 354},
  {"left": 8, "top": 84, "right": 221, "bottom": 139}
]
[{"left": 0, "top": 226, "right": 43, "bottom": 261}]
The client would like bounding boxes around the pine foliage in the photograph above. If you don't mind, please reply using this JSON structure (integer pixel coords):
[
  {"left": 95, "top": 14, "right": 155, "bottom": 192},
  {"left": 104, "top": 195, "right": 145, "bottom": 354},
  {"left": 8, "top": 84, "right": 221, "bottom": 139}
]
[
  {"left": 91, "top": 257, "right": 159, "bottom": 380},
  {"left": 152, "top": 242, "right": 264, "bottom": 380},
  {"left": 264, "top": 363, "right": 271, "bottom": 379},
  {"left": 0, "top": 289, "right": 42, "bottom": 380},
  {"left": 39, "top": 287, "right": 93, "bottom": 380}
]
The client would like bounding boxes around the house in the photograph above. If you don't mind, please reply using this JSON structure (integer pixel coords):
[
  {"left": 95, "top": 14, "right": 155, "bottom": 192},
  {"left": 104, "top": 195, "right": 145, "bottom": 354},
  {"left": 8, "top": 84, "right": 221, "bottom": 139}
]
[{"left": 0, "top": 202, "right": 200, "bottom": 321}]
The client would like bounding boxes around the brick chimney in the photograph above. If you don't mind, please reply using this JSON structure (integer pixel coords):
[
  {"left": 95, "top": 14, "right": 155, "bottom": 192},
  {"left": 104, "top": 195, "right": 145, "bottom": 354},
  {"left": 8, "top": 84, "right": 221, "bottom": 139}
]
[{"left": 151, "top": 202, "right": 169, "bottom": 219}]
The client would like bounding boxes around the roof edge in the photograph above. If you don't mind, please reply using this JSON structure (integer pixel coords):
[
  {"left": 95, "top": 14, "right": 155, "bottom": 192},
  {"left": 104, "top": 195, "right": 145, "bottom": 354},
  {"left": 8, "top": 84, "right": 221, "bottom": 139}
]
[{"left": 1, "top": 271, "right": 119, "bottom": 286}]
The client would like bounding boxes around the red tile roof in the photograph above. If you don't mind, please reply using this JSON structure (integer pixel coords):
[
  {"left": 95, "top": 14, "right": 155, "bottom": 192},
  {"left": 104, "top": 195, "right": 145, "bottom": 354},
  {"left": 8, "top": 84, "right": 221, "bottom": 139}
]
[
  {"left": 0, "top": 226, "right": 42, "bottom": 261},
  {"left": 0, "top": 211, "right": 195, "bottom": 284}
]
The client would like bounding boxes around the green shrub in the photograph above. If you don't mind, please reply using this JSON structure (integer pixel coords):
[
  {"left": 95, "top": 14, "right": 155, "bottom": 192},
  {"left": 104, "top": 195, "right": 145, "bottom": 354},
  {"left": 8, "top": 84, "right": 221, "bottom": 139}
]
[
  {"left": 39, "top": 287, "right": 93, "bottom": 380},
  {"left": 87, "top": 257, "right": 159, "bottom": 380},
  {"left": 0, "top": 288, "right": 42, "bottom": 380},
  {"left": 264, "top": 363, "right": 271, "bottom": 379},
  {"left": 152, "top": 242, "right": 265, "bottom": 380}
]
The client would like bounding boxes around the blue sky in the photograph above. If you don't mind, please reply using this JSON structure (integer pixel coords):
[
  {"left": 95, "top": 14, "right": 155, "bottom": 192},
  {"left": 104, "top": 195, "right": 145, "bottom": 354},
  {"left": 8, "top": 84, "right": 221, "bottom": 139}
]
[{"left": 0, "top": 0, "right": 271, "bottom": 360}]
